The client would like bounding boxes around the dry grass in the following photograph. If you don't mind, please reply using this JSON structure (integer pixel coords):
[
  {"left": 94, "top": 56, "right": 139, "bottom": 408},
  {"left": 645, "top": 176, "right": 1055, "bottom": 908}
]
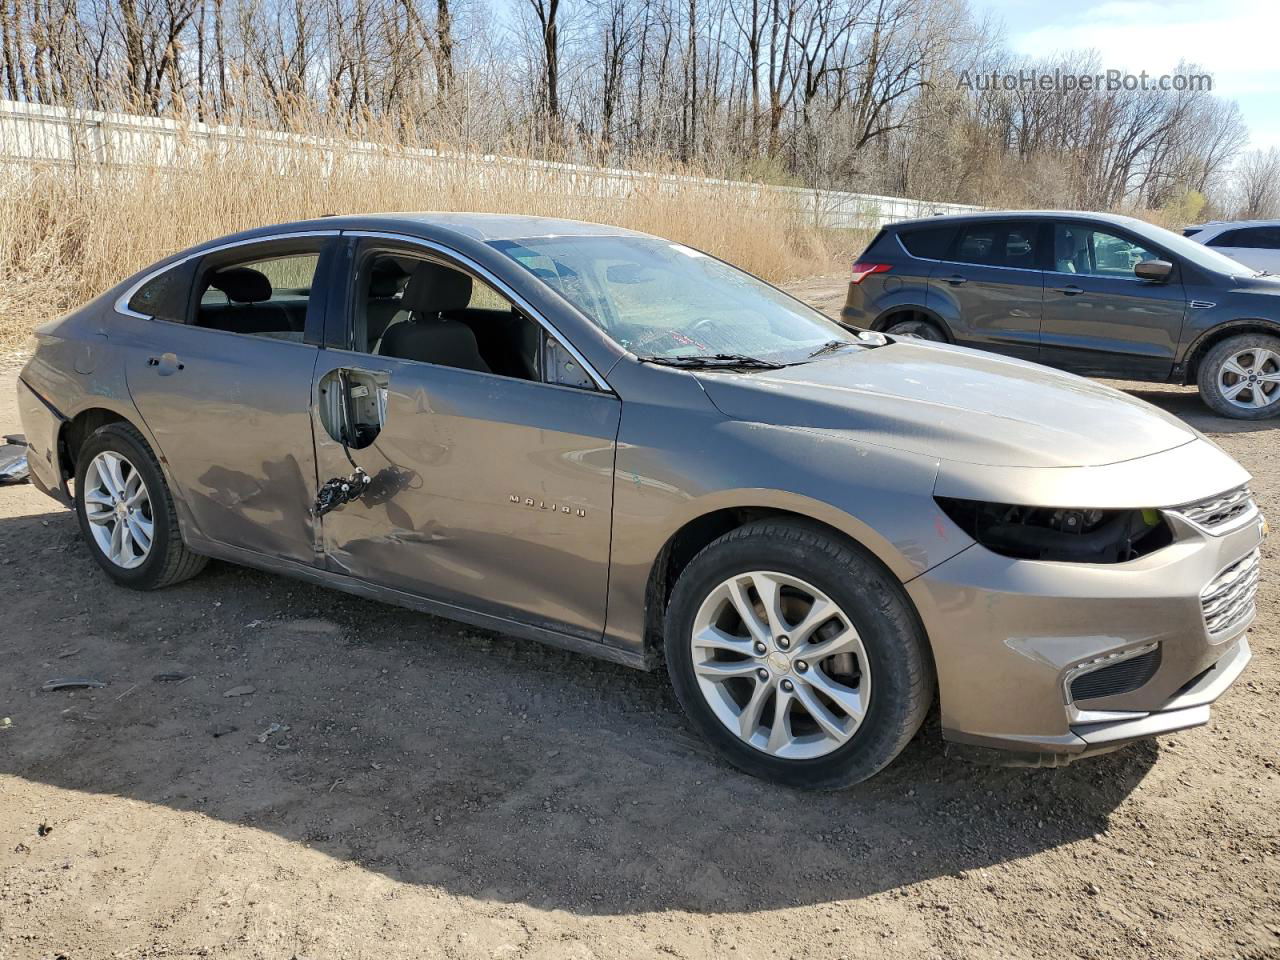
[{"left": 0, "top": 122, "right": 846, "bottom": 354}]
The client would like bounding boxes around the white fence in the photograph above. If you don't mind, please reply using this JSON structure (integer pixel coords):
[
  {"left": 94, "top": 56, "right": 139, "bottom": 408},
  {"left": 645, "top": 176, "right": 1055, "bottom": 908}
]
[{"left": 0, "top": 99, "right": 980, "bottom": 230}]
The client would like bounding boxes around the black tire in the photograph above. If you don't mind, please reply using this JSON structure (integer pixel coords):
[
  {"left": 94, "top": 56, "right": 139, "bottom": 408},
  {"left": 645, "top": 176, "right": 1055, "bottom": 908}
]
[
  {"left": 73, "top": 422, "right": 207, "bottom": 590},
  {"left": 1197, "top": 333, "right": 1280, "bottom": 420},
  {"left": 664, "top": 520, "right": 935, "bottom": 789},
  {"left": 884, "top": 317, "right": 945, "bottom": 342}
]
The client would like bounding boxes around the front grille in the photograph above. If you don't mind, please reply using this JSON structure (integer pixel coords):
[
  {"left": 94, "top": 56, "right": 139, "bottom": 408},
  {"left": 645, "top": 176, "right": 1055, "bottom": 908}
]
[
  {"left": 1201, "top": 549, "right": 1261, "bottom": 637},
  {"left": 1070, "top": 646, "right": 1162, "bottom": 701},
  {"left": 1171, "top": 486, "right": 1256, "bottom": 532}
]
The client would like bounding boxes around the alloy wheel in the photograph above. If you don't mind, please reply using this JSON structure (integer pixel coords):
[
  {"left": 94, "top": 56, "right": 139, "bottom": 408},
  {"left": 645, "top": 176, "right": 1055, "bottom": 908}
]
[
  {"left": 689, "top": 570, "right": 871, "bottom": 760},
  {"left": 83, "top": 451, "right": 154, "bottom": 569},
  {"left": 1218, "top": 346, "right": 1280, "bottom": 411}
]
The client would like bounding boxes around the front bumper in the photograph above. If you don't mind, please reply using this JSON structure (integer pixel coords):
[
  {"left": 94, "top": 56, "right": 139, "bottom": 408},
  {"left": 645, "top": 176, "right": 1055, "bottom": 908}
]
[{"left": 907, "top": 500, "right": 1264, "bottom": 761}]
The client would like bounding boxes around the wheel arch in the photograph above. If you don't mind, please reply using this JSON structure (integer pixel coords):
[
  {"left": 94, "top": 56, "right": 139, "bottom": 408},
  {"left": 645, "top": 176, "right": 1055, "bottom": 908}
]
[
  {"left": 1182, "top": 319, "right": 1280, "bottom": 384},
  {"left": 871, "top": 305, "right": 955, "bottom": 343},
  {"left": 640, "top": 503, "right": 926, "bottom": 665}
]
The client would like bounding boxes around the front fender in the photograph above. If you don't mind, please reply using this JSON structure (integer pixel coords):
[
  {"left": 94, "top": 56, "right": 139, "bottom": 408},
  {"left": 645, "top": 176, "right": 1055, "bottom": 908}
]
[{"left": 604, "top": 413, "right": 973, "bottom": 651}]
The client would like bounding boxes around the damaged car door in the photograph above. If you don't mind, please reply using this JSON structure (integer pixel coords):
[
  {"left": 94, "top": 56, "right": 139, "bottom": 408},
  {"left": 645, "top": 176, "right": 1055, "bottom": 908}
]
[
  {"left": 120, "top": 234, "right": 340, "bottom": 564},
  {"left": 309, "top": 237, "right": 621, "bottom": 641}
]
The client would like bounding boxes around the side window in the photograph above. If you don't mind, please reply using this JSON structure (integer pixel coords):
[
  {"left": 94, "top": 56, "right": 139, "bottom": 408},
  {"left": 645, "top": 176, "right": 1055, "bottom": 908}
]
[
  {"left": 1053, "top": 225, "right": 1160, "bottom": 278},
  {"left": 195, "top": 252, "right": 320, "bottom": 341},
  {"left": 1213, "top": 226, "right": 1280, "bottom": 250},
  {"left": 356, "top": 251, "right": 589, "bottom": 387},
  {"left": 951, "top": 222, "right": 1039, "bottom": 269},
  {"left": 898, "top": 226, "right": 955, "bottom": 259},
  {"left": 126, "top": 261, "right": 195, "bottom": 322}
]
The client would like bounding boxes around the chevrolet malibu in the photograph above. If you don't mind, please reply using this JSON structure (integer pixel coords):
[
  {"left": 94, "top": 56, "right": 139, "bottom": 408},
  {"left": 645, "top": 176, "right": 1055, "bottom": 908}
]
[{"left": 16, "top": 214, "right": 1264, "bottom": 787}]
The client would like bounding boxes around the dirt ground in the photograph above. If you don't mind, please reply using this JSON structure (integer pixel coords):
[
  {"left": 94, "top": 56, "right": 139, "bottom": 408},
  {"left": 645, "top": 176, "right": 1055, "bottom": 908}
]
[{"left": 1, "top": 276, "right": 1277, "bottom": 960}]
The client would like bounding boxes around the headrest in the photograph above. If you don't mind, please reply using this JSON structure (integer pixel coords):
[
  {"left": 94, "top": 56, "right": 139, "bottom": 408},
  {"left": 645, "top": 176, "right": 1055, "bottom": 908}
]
[
  {"left": 401, "top": 261, "right": 472, "bottom": 316},
  {"left": 369, "top": 259, "right": 408, "bottom": 298},
  {"left": 1055, "top": 231, "right": 1078, "bottom": 259},
  {"left": 211, "top": 267, "right": 271, "bottom": 304}
]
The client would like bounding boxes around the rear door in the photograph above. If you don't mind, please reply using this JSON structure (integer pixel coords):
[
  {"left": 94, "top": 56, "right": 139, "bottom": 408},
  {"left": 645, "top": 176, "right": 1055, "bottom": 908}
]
[
  {"left": 928, "top": 220, "right": 1044, "bottom": 361},
  {"left": 1039, "top": 221, "right": 1186, "bottom": 379},
  {"left": 120, "top": 233, "right": 339, "bottom": 563}
]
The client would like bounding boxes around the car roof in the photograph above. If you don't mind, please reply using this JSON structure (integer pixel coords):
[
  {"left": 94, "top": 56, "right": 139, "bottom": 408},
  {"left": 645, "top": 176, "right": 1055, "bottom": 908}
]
[
  {"left": 1187, "top": 219, "right": 1280, "bottom": 232},
  {"left": 885, "top": 210, "right": 1151, "bottom": 231},
  {"left": 210, "top": 212, "right": 654, "bottom": 247}
]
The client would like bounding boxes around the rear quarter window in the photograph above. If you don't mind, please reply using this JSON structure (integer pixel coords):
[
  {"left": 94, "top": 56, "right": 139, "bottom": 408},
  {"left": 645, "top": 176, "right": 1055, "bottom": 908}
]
[
  {"left": 126, "top": 261, "right": 195, "bottom": 322},
  {"left": 897, "top": 226, "right": 955, "bottom": 259}
]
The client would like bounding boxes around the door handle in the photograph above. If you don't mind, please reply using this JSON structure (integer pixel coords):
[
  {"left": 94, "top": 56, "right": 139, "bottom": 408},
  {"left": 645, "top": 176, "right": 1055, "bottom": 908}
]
[
  {"left": 146, "top": 353, "right": 185, "bottom": 375},
  {"left": 1054, "top": 285, "right": 1084, "bottom": 296},
  {"left": 942, "top": 274, "right": 968, "bottom": 286}
]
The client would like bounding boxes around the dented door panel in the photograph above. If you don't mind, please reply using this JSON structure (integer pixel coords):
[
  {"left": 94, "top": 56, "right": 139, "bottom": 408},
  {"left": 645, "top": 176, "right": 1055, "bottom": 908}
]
[
  {"left": 121, "top": 316, "right": 323, "bottom": 563},
  {"left": 312, "top": 352, "right": 620, "bottom": 639}
]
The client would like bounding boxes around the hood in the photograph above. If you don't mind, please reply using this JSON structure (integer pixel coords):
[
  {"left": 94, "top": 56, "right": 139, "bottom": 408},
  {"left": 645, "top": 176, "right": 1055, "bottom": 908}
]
[{"left": 696, "top": 341, "right": 1197, "bottom": 468}]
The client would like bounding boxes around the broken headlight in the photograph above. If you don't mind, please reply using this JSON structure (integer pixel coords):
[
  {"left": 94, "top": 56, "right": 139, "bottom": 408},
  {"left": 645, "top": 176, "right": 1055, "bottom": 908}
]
[{"left": 936, "top": 498, "right": 1172, "bottom": 564}]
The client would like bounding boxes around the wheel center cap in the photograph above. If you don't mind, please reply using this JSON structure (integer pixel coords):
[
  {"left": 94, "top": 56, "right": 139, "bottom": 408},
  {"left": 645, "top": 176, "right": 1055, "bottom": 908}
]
[
  {"left": 115, "top": 502, "right": 128, "bottom": 520},
  {"left": 767, "top": 652, "right": 790, "bottom": 674}
]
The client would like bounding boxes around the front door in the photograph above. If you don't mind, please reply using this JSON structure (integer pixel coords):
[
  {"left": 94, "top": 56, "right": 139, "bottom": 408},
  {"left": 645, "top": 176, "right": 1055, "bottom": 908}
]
[
  {"left": 121, "top": 236, "right": 338, "bottom": 564},
  {"left": 1039, "top": 221, "right": 1187, "bottom": 379},
  {"left": 311, "top": 239, "right": 621, "bottom": 640},
  {"left": 929, "top": 220, "right": 1044, "bottom": 361}
]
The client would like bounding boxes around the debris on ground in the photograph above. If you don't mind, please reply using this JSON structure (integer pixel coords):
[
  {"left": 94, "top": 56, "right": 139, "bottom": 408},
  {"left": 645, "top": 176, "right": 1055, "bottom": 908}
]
[
  {"left": 222, "top": 684, "right": 256, "bottom": 698},
  {"left": 257, "top": 722, "right": 288, "bottom": 743},
  {"left": 0, "top": 717, "right": 11, "bottom": 730},
  {"left": 41, "top": 678, "right": 106, "bottom": 692},
  {"left": 55, "top": 647, "right": 81, "bottom": 659},
  {"left": 152, "top": 672, "right": 191, "bottom": 683},
  {"left": 0, "top": 435, "right": 27, "bottom": 484},
  {"left": 36, "top": 824, "right": 52, "bottom": 837},
  {"left": 208, "top": 723, "right": 238, "bottom": 738}
]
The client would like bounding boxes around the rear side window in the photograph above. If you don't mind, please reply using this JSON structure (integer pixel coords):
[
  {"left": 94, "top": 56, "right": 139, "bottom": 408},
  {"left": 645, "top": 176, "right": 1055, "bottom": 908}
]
[
  {"left": 195, "top": 252, "right": 320, "bottom": 341},
  {"left": 951, "top": 222, "right": 1040, "bottom": 269},
  {"left": 126, "top": 262, "right": 194, "bottom": 322},
  {"left": 1209, "top": 227, "right": 1280, "bottom": 250},
  {"left": 897, "top": 226, "right": 955, "bottom": 259}
]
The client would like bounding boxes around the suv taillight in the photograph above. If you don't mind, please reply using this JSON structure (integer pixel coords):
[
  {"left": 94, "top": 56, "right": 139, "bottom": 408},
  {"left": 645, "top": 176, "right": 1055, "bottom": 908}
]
[{"left": 851, "top": 262, "right": 891, "bottom": 284}]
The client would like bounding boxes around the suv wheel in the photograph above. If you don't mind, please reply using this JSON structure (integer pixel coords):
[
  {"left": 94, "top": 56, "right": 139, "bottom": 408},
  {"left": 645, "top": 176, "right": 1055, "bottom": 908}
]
[
  {"left": 1197, "top": 333, "right": 1280, "bottom": 419},
  {"left": 884, "top": 317, "right": 944, "bottom": 341},
  {"left": 74, "top": 422, "right": 208, "bottom": 589},
  {"left": 664, "top": 520, "right": 934, "bottom": 789}
]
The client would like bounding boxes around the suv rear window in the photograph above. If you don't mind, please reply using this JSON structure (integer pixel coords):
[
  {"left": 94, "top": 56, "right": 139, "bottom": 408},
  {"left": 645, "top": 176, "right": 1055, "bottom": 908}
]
[
  {"left": 897, "top": 226, "right": 955, "bottom": 259},
  {"left": 951, "top": 222, "right": 1040, "bottom": 269}
]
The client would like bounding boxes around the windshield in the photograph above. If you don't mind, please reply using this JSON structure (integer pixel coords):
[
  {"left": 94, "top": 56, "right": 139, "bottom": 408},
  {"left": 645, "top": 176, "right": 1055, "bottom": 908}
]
[{"left": 488, "top": 235, "right": 856, "bottom": 363}]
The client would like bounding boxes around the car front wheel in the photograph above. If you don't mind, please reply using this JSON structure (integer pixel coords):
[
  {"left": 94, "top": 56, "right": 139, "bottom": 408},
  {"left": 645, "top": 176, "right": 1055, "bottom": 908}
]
[
  {"left": 1198, "top": 333, "right": 1280, "bottom": 419},
  {"left": 664, "top": 520, "right": 935, "bottom": 789},
  {"left": 884, "top": 317, "right": 945, "bottom": 341},
  {"left": 74, "top": 422, "right": 208, "bottom": 590}
]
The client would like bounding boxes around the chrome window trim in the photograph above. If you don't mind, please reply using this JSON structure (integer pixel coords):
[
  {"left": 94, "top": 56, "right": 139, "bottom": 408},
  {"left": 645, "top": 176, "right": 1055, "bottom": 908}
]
[
  {"left": 933, "top": 259, "right": 1043, "bottom": 275},
  {"left": 343, "top": 230, "right": 613, "bottom": 393},
  {"left": 113, "top": 230, "right": 342, "bottom": 320}
]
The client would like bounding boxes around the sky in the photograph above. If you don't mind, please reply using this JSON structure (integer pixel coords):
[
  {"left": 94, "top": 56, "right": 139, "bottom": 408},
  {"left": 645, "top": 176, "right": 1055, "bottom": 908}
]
[{"left": 977, "top": 0, "right": 1280, "bottom": 151}]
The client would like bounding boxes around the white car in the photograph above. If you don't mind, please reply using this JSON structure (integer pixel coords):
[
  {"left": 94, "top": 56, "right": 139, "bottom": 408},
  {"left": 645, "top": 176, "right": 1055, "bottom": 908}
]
[{"left": 1184, "top": 220, "right": 1280, "bottom": 275}]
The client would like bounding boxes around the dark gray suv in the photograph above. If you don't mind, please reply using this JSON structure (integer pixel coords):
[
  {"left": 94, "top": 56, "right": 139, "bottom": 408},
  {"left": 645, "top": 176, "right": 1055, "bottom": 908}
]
[{"left": 843, "top": 211, "right": 1280, "bottom": 419}]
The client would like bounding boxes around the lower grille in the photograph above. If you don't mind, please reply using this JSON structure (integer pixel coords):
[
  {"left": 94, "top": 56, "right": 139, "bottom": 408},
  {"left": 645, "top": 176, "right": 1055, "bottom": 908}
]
[
  {"left": 1070, "top": 646, "right": 1162, "bottom": 701},
  {"left": 1201, "top": 549, "right": 1261, "bottom": 637}
]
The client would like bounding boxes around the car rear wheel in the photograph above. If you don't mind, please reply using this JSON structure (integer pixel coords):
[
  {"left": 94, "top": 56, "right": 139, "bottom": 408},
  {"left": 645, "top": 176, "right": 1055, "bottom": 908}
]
[
  {"left": 74, "top": 422, "right": 207, "bottom": 589},
  {"left": 1198, "top": 333, "right": 1280, "bottom": 419},
  {"left": 664, "top": 520, "right": 935, "bottom": 789},
  {"left": 884, "top": 317, "right": 945, "bottom": 342}
]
